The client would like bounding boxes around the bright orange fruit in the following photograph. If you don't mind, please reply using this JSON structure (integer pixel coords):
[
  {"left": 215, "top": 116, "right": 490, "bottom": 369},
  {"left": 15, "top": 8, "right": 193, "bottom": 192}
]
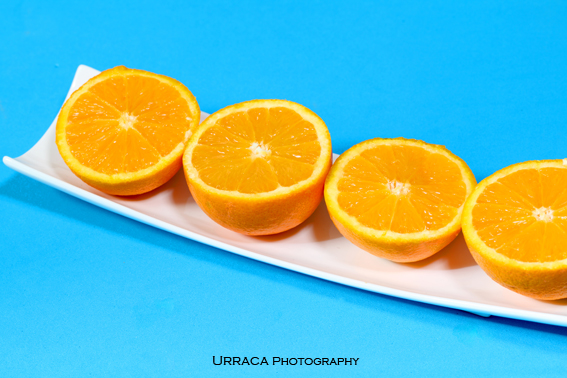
[
  {"left": 183, "top": 99, "right": 332, "bottom": 235},
  {"left": 462, "top": 160, "right": 567, "bottom": 300},
  {"left": 325, "top": 138, "right": 476, "bottom": 262},
  {"left": 56, "top": 66, "right": 200, "bottom": 195}
]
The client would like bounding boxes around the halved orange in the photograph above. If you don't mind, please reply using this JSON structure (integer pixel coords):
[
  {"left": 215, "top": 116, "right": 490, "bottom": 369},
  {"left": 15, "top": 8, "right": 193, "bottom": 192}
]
[
  {"left": 325, "top": 138, "right": 476, "bottom": 263},
  {"left": 183, "top": 99, "right": 332, "bottom": 235},
  {"left": 56, "top": 66, "right": 200, "bottom": 195},
  {"left": 462, "top": 160, "right": 567, "bottom": 300}
]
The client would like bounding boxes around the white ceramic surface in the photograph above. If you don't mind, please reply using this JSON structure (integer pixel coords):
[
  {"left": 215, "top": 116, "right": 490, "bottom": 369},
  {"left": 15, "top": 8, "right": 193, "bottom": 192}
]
[{"left": 4, "top": 65, "right": 567, "bottom": 327}]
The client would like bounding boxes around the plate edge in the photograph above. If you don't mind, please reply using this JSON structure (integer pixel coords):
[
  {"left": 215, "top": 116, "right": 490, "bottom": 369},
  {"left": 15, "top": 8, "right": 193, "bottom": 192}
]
[{"left": 3, "top": 155, "right": 567, "bottom": 327}]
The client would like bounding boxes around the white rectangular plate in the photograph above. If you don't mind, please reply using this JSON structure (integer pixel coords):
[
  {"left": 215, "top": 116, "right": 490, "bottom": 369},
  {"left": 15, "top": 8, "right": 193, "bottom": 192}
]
[{"left": 5, "top": 65, "right": 567, "bottom": 327}]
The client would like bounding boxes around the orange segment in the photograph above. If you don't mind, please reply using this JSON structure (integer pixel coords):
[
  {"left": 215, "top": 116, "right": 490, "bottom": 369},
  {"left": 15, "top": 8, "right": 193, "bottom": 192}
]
[
  {"left": 269, "top": 156, "right": 314, "bottom": 187},
  {"left": 183, "top": 99, "right": 332, "bottom": 235},
  {"left": 66, "top": 120, "right": 125, "bottom": 174},
  {"left": 67, "top": 92, "right": 122, "bottom": 124},
  {"left": 133, "top": 121, "right": 186, "bottom": 156},
  {"left": 218, "top": 111, "right": 256, "bottom": 141},
  {"left": 253, "top": 107, "right": 303, "bottom": 144},
  {"left": 56, "top": 66, "right": 200, "bottom": 195},
  {"left": 269, "top": 120, "right": 319, "bottom": 147},
  {"left": 89, "top": 76, "right": 127, "bottom": 112},
  {"left": 271, "top": 141, "right": 321, "bottom": 165},
  {"left": 408, "top": 195, "right": 458, "bottom": 231},
  {"left": 238, "top": 158, "right": 279, "bottom": 194},
  {"left": 122, "top": 128, "right": 161, "bottom": 172},
  {"left": 325, "top": 138, "right": 476, "bottom": 263},
  {"left": 462, "top": 160, "right": 567, "bottom": 300}
]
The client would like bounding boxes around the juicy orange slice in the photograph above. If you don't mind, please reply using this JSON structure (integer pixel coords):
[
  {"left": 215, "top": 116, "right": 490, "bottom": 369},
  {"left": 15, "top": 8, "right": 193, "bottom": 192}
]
[
  {"left": 462, "top": 160, "right": 567, "bottom": 300},
  {"left": 56, "top": 66, "right": 200, "bottom": 195},
  {"left": 325, "top": 138, "right": 476, "bottom": 262},
  {"left": 183, "top": 99, "right": 332, "bottom": 235}
]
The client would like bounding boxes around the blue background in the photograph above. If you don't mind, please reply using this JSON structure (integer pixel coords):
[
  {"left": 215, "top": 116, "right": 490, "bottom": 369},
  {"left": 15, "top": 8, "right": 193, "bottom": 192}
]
[{"left": 2, "top": 1, "right": 567, "bottom": 376}]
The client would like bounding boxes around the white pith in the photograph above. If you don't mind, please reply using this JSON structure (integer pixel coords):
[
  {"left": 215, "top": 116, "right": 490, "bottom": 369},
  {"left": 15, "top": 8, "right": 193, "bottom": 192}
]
[
  {"left": 118, "top": 112, "right": 138, "bottom": 130},
  {"left": 249, "top": 141, "right": 271, "bottom": 159},
  {"left": 387, "top": 180, "right": 410, "bottom": 196},
  {"left": 533, "top": 207, "right": 554, "bottom": 222}
]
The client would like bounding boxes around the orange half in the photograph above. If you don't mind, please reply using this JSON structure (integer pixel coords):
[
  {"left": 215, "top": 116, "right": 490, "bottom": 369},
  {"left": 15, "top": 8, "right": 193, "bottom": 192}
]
[
  {"left": 325, "top": 138, "right": 476, "bottom": 262},
  {"left": 462, "top": 160, "right": 567, "bottom": 300},
  {"left": 56, "top": 66, "right": 200, "bottom": 195},
  {"left": 183, "top": 99, "right": 332, "bottom": 235}
]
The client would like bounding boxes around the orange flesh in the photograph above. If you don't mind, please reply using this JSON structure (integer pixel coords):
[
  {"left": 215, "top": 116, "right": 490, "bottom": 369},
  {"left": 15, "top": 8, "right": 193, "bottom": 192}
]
[
  {"left": 65, "top": 75, "right": 193, "bottom": 174},
  {"left": 337, "top": 145, "right": 467, "bottom": 233},
  {"left": 191, "top": 107, "right": 320, "bottom": 194},
  {"left": 473, "top": 167, "right": 567, "bottom": 263}
]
